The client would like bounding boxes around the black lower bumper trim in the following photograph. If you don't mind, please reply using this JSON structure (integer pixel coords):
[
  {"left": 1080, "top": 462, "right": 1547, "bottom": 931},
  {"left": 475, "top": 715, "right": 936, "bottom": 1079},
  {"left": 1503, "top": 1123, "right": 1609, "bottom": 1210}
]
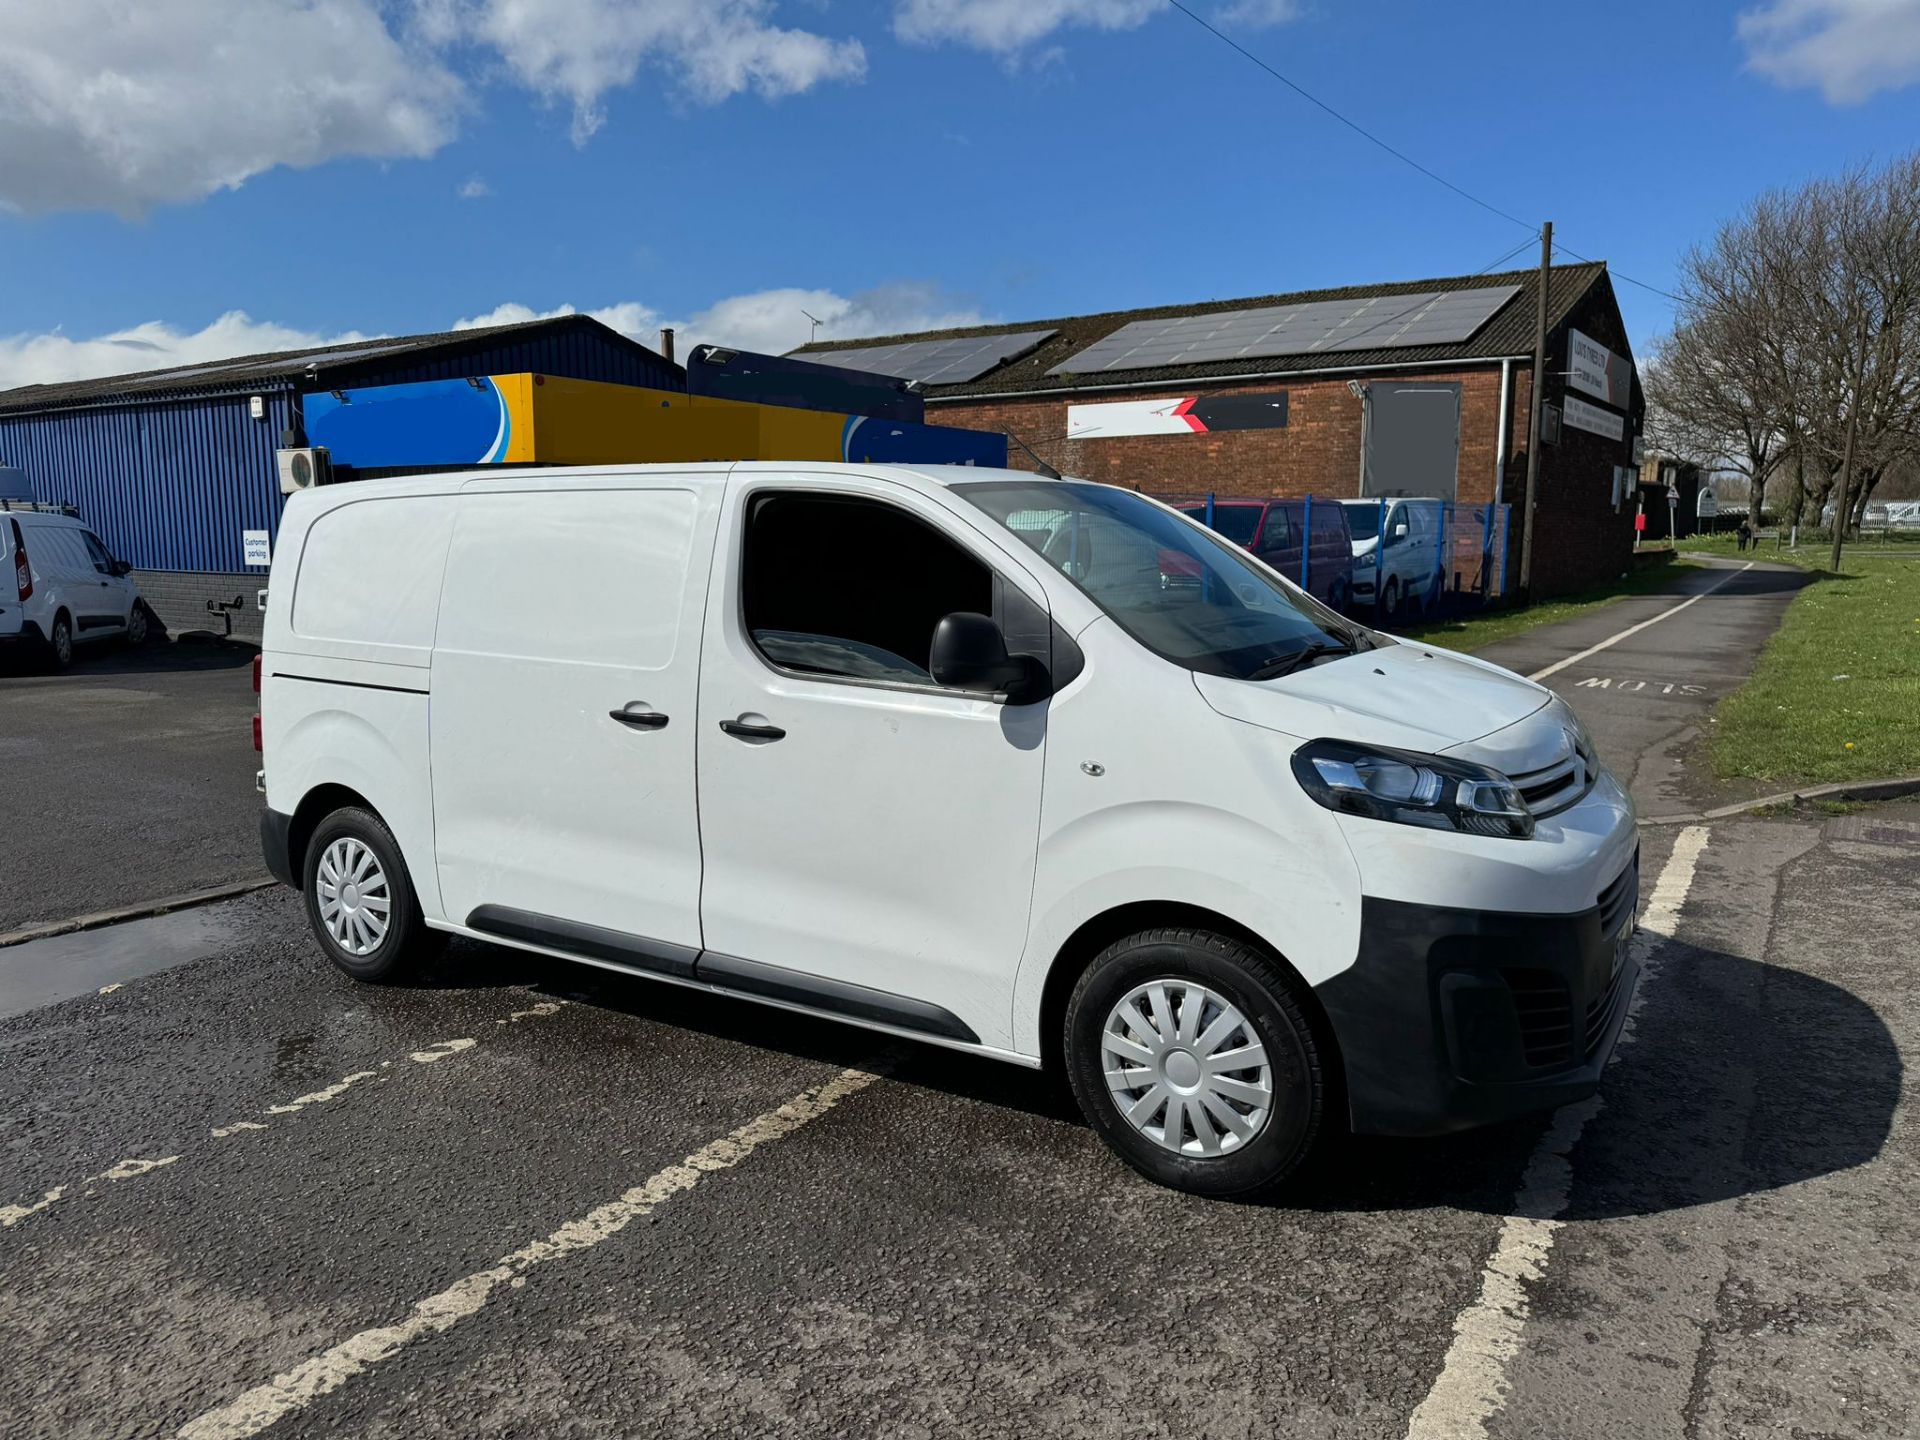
[
  {"left": 1316, "top": 876, "right": 1639, "bottom": 1136},
  {"left": 260, "top": 808, "right": 297, "bottom": 889}
]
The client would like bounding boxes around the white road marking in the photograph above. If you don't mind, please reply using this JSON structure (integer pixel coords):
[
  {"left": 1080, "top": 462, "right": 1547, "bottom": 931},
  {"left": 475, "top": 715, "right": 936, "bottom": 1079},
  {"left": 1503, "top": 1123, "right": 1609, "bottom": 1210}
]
[
  {"left": 265, "top": 1071, "right": 377, "bottom": 1115},
  {"left": 1404, "top": 825, "right": 1709, "bottom": 1440},
  {"left": 2, "top": 1001, "right": 566, "bottom": 1232},
  {"left": 2, "top": 1154, "right": 180, "bottom": 1228},
  {"left": 408, "top": 1037, "right": 476, "bottom": 1064},
  {"left": 176, "top": 1062, "right": 887, "bottom": 1440},
  {"left": 1526, "top": 563, "right": 1754, "bottom": 683}
]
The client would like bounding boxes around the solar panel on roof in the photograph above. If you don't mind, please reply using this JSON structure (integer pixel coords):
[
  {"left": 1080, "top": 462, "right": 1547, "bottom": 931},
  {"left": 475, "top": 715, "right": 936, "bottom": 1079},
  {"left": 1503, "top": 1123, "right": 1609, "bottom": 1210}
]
[
  {"left": 1048, "top": 285, "right": 1520, "bottom": 375},
  {"left": 806, "top": 328, "right": 1057, "bottom": 385}
]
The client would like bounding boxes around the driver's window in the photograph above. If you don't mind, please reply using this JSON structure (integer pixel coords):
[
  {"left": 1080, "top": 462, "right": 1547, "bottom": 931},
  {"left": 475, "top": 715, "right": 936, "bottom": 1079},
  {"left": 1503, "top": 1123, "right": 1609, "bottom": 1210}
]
[
  {"left": 742, "top": 492, "right": 993, "bottom": 686},
  {"left": 81, "top": 531, "right": 115, "bottom": 574}
]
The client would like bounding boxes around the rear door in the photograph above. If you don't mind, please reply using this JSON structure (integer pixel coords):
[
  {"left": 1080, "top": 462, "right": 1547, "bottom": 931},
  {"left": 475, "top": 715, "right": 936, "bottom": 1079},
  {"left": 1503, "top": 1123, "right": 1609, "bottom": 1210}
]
[{"left": 430, "top": 475, "right": 722, "bottom": 957}]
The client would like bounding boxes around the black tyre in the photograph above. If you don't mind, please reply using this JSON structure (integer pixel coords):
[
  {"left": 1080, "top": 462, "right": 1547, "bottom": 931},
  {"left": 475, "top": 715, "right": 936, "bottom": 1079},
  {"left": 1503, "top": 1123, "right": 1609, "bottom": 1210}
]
[
  {"left": 1380, "top": 575, "right": 1402, "bottom": 620},
  {"left": 301, "top": 806, "right": 441, "bottom": 982},
  {"left": 47, "top": 611, "right": 74, "bottom": 668},
  {"left": 125, "top": 602, "right": 151, "bottom": 646},
  {"left": 1064, "top": 928, "right": 1325, "bottom": 1199}
]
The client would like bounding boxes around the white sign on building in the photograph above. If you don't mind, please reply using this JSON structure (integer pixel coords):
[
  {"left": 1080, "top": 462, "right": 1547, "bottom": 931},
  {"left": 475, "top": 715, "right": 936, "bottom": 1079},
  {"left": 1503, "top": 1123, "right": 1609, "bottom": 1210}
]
[
  {"left": 1562, "top": 394, "right": 1626, "bottom": 441},
  {"left": 1567, "top": 328, "right": 1633, "bottom": 408},
  {"left": 243, "top": 530, "right": 272, "bottom": 568}
]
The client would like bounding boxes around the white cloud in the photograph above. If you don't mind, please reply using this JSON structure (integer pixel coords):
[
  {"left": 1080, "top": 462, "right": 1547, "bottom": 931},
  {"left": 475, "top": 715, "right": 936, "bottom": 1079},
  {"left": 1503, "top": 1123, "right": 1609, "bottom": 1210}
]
[
  {"left": 456, "top": 282, "right": 988, "bottom": 358},
  {"left": 1739, "top": 0, "right": 1920, "bottom": 103},
  {"left": 0, "top": 0, "right": 864, "bottom": 215},
  {"left": 448, "top": 0, "right": 867, "bottom": 143},
  {"left": 0, "top": 313, "right": 372, "bottom": 393},
  {"left": 0, "top": 283, "right": 987, "bottom": 395},
  {"left": 0, "top": 0, "right": 461, "bottom": 217},
  {"left": 892, "top": 0, "right": 1164, "bottom": 54},
  {"left": 457, "top": 177, "right": 491, "bottom": 199},
  {"left": 1217, "top": 0, "right": 1300, "bottom": 23}
]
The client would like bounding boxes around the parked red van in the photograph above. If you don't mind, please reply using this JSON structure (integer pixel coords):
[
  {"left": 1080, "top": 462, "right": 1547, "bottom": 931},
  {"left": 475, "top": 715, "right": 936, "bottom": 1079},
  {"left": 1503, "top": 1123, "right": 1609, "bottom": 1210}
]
[{"left": 1176, "top": 499, "right": 1356, "bottom": 612}]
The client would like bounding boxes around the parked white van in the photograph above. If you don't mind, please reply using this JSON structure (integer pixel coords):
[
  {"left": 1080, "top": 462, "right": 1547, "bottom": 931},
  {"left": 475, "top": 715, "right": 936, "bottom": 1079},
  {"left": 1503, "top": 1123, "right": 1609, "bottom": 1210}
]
[
  {"left": 259, "top": 464, "right": 1638, "bottom": 1197},
  {"left": 1, "top": 508, "right": 153, "bottom": 666},
  {"left": 1339, "top": 497, "right": 1445, "bottom": 618}
]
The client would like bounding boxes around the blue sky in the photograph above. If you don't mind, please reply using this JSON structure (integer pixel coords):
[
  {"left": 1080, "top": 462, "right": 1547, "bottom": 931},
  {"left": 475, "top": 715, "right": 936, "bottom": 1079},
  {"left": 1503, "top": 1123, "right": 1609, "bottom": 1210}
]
[{"left": 3, "top": 0, "right": 1918, "bottom": 387}]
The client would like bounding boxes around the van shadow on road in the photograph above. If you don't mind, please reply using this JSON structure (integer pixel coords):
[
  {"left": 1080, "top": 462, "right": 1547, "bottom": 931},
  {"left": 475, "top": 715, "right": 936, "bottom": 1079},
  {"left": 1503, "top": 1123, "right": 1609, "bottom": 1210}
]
[{"left": 425, "top": 932, "right": 1899, "bottom": 1221}]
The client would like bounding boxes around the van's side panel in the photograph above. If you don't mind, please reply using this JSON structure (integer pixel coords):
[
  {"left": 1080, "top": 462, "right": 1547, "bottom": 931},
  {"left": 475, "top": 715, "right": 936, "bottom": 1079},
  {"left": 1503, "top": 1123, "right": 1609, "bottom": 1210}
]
[
  {"left": 1009, "top": 616, "right": 1365, "bottom": 1059},
  {"left": 262, "top": 488, "right": 459, "bottom": 917},
  {"left": 428, "top": 475, "right": 722, "bottom": 948}
]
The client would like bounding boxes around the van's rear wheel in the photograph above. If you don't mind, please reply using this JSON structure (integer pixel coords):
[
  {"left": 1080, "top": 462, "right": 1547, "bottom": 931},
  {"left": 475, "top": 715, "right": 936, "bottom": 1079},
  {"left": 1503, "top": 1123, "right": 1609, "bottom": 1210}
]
[
  {"left": 1064, "top": 928, "right": 1324, "bottom": 1198},
  {"left": 302, "top": 807, "right": 439, "bottom": 982},
  {"left": 47, "top": 612, "right": 74, "bottom": 668}
]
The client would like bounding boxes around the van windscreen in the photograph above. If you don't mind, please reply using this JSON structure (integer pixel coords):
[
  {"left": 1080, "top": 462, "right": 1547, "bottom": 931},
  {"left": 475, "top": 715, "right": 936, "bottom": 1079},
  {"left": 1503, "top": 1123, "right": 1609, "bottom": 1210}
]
[
  {"left": 957, "top": 481, "right": 1370, "bottom": 680},
  {"left": 1342, "top": 503, "right": 1382, "bottom": 541}
]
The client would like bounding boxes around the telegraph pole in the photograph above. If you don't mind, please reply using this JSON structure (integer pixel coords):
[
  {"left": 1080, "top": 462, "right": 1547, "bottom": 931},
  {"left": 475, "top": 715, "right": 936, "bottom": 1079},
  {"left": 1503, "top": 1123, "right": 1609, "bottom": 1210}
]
[{"left": 1518, "top": 222, "right": 1552, "bottom": 596}]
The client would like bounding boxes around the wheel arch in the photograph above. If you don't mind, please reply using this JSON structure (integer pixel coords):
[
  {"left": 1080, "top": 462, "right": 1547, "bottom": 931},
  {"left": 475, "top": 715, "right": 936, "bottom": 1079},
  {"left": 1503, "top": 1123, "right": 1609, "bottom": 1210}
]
[
  {"left": 285, "top": 782, "right": 381, "bottom": 891},
  {"left": 1036, "top": 901, "right": 1346, "bottom": 1111}
]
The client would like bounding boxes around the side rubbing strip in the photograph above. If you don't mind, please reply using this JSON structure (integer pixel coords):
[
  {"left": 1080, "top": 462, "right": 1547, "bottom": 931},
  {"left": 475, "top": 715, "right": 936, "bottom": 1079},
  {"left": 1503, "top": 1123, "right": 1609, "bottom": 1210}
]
[
  {"left": 695, "top": 951, "right": 979, "bottom": 1044},
  {"left": 272, "top": 672, "right": 430, "bottom": 697},
  {"left": 466, "top": 906, "right": 699, "bottom": 979}
]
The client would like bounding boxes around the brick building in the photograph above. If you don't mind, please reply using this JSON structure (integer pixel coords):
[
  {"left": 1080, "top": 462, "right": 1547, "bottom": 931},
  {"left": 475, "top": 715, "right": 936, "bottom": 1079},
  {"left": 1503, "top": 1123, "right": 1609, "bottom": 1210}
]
[{"left": 795, "top": 262, "right": 1646, "bottom": 597}]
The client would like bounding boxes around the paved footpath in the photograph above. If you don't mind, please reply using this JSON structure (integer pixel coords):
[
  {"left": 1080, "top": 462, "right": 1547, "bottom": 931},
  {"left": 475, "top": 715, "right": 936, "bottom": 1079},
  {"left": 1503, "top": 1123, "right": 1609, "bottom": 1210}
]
[{"left": 3, "top": 560, "right": 1915, "bottom": 1439}]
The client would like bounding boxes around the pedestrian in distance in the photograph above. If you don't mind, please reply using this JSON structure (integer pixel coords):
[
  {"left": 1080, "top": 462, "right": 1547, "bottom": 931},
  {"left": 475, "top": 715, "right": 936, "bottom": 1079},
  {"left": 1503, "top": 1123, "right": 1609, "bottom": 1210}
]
[{"left": 1736, "top": 518, "right": 1751, "bottom": 552}]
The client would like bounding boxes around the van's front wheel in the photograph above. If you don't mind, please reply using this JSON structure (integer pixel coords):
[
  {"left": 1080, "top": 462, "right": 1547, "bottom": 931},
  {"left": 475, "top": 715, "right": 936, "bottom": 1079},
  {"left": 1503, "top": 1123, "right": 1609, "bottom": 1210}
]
[
  {"left": 302, "top": 807, "right": 439, "bottom": 982},
  {"left": 1064, "top": 928, "right": 1325, "bottom": 1198}
]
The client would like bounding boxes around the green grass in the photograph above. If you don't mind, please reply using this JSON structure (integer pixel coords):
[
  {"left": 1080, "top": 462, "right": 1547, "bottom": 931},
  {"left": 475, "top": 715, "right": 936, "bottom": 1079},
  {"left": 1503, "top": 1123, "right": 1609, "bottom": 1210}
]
[
  {"left": 1395, "top": 559, "right": 1696, "bottom": 654},
  {"left": 1679, "top": 530, "right": 1920, "bottom": 562},
  {"left": 1711, "top": 555, "right": 1920, "bottom": 784}
]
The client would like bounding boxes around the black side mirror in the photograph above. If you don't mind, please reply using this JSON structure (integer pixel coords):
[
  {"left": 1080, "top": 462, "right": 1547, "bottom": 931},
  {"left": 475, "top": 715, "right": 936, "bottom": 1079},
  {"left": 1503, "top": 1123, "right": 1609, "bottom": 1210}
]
[
  {"left": 930, "top": 612, "right": 1045, "bottom": 700},
  {"left": 110, "top": 559, "right": 133, "bottom": 577}
]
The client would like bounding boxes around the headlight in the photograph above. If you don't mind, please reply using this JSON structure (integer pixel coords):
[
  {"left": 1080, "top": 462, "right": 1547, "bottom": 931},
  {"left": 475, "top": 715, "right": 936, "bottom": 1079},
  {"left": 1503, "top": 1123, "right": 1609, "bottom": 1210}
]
[
  {"left": 1291, "top": 739, "right": 1535, "bottom": 839},
  {"left": 1354, "top": 552, "right": 1377, "bottom": 570}
]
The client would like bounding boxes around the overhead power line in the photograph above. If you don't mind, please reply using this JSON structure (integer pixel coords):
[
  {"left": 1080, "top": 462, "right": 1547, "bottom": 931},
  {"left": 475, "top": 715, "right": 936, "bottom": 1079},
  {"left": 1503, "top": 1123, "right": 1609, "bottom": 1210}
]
[{"left": 1161, "top": 1, "right": 1684, "bottom": 306}]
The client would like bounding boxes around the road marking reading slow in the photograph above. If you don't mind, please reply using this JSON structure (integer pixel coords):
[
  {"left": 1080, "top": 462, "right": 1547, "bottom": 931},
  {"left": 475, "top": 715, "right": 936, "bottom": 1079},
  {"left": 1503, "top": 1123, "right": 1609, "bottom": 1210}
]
[
  {"left": 176, "top": 1062, "right": 889, "bottom": 1440},
  {"left": 1404, "top": 825, "right": 1709, "bottom": 1440},
  {"left": 0, "top": 1000, "right": 566, "bottom": 1233},
  {"left": 1526, "top": 563, "right": 1754, "bottom": 683}
]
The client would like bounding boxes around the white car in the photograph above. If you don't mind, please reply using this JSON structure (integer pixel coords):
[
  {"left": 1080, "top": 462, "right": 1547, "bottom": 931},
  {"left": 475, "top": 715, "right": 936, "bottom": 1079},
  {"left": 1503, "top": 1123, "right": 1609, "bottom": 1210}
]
[
  {"left": 258, "top": 463, "right": 1638, "bottom": 1198},
  {"left": 1, "top": 508, "right": 153, "bottom": 666},
  {"left": 1339, "top": 497, "right": 1445, "bottom": 618}
]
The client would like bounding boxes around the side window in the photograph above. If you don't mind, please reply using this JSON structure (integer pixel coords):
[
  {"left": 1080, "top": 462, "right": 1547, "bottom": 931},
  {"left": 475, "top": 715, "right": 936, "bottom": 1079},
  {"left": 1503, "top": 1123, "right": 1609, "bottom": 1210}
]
[
  {"left": 1256, "top": 508, "right": 1293, "bottom": 556},
  {"left": 81, "top": 531, "right": 115, "bottom": 574},
  {"left": 743, "top": 492, "right": 994, "bottom": 687}
]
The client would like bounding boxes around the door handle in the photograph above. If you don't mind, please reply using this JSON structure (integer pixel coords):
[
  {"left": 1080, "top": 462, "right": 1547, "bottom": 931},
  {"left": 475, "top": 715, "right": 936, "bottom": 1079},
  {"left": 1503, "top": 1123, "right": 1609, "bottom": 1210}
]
[
  {"left": 610, "top": 707, "right": 669, "bottom": 730},
  {"left": 719, "top": 715, "right": 786, "bottom": 742}
]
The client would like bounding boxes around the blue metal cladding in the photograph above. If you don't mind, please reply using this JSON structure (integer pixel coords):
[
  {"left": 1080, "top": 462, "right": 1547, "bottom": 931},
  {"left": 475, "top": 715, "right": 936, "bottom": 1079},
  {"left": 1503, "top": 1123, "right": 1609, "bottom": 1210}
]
[{"left": 0, "top": 391, "right": 290, "bottom": 573}]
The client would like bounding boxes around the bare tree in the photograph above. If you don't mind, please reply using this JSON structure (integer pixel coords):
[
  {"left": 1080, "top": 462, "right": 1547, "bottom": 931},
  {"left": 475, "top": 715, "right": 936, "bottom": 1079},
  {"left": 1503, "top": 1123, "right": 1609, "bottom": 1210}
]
[{"left": 1651, "top": 152, "right": 1920, "bottom": 560}]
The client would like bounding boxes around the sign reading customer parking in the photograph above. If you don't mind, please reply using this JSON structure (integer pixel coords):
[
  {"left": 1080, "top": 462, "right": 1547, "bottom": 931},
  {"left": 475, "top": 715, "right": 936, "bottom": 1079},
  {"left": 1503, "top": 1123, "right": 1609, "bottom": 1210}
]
[
  {"left": 243, "top": 530, "right": 272, "bottom": 568},
  {"left": 1568, "top": 329, "right": 1633, "bottom": 409}
]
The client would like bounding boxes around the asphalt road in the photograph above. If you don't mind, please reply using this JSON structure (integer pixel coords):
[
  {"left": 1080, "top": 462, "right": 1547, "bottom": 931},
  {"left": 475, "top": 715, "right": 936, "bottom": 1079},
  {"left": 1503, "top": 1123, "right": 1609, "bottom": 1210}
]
[
  {"left": 3, "top": 558, "right": 1915, "bottom": 1439},
  {"left": 0, "top": 639, "right": 262, "bottom": 935}
]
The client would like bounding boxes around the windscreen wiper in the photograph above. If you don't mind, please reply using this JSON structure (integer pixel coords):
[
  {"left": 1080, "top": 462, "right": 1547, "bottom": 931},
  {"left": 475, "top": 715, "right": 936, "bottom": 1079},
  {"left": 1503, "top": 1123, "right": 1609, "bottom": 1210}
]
[{"left": 1246, "top": 641, "right": 1353, "bottom": 682}]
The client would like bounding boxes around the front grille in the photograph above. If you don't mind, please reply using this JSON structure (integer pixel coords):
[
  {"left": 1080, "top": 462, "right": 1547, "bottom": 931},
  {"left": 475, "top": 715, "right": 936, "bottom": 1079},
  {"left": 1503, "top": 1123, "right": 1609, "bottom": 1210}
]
[
  {"left": 1502, "top": 968, "right": 1575, "bottom": 1069},
  {"left": 1511, "top": 733, "right": 1597, "bottom": 818}
]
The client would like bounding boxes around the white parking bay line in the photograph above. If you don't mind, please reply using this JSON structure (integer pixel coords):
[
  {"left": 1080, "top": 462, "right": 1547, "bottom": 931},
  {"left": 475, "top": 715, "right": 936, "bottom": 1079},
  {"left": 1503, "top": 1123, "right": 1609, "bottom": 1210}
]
[
  {"left": 176, "top": 1062, "right": 888, "bottom": 1440},
  {"left": 1404, "top": 826, "right": 1709, "bottom": 1440},
  {"left": 1526, "top": 563, "right": 1754, "bottom": 683}
]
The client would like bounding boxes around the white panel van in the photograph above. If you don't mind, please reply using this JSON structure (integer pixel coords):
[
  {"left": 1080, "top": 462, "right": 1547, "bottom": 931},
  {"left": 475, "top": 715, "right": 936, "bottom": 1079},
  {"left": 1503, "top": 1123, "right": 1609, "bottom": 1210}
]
[
  {"left": 259, "top": 464, "right": 1639, "bottom": 1198},
  {"left": 0, "top": 509, "right": 153, "bottom": 666}
]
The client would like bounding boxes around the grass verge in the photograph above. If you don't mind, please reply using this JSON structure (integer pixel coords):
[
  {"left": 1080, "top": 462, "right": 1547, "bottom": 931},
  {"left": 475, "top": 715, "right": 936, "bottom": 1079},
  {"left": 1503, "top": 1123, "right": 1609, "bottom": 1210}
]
[
  {"left": 1395, "top": 557, "right": 1694, "bottom": 654},
  {"left": 1708, "top": 552, "right": 1920, "bottom": 784}
]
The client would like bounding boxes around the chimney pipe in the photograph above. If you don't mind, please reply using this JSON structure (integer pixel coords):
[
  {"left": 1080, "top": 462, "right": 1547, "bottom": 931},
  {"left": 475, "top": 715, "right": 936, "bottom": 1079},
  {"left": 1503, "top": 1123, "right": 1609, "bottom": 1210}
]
[{"left": 659, "top": 327, "right": 676, "bottom": 364}]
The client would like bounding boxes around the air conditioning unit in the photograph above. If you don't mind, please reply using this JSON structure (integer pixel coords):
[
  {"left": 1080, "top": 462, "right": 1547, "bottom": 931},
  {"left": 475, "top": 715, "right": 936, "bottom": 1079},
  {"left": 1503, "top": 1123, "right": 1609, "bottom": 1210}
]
[{"left": 276, "top": 446, "right": 331, "bottom": 495}]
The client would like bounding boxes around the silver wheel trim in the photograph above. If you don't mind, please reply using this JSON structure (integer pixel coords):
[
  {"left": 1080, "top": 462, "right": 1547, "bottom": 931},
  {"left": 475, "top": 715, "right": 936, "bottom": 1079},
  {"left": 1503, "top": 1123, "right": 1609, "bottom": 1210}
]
[
  {"left": 127, "top": 606, "right": 146, "bottom": 641},
  {"left": 1101, "top": 979, "right": 1273, "bottom": 1157},
  {"left": 315, "top": 837, "right": 392, "bottom": 957},
  {"left": 53, "top": 622, "right": 71, "bottom": 662}
]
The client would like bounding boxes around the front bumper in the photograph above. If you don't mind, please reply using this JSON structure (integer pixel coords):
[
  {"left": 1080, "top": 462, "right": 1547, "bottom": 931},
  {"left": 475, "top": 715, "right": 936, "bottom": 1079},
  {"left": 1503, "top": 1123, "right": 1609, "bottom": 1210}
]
[{"left": 1315, "top": 848, "right": 1640, "bottom": 1135}]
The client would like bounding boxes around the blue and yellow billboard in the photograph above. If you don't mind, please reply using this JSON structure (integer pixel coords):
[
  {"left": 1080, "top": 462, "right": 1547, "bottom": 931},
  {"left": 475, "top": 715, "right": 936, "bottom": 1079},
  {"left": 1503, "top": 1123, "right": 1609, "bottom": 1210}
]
[{"left": 303, "top": 374, "right": 1006, "bottom": 470}]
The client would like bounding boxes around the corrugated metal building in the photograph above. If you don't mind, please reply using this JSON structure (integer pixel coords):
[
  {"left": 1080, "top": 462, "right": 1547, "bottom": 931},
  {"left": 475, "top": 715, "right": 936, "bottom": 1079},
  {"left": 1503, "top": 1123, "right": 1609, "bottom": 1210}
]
[{"left": 0, "top": 316, "right": 678, "bottom": 638}]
